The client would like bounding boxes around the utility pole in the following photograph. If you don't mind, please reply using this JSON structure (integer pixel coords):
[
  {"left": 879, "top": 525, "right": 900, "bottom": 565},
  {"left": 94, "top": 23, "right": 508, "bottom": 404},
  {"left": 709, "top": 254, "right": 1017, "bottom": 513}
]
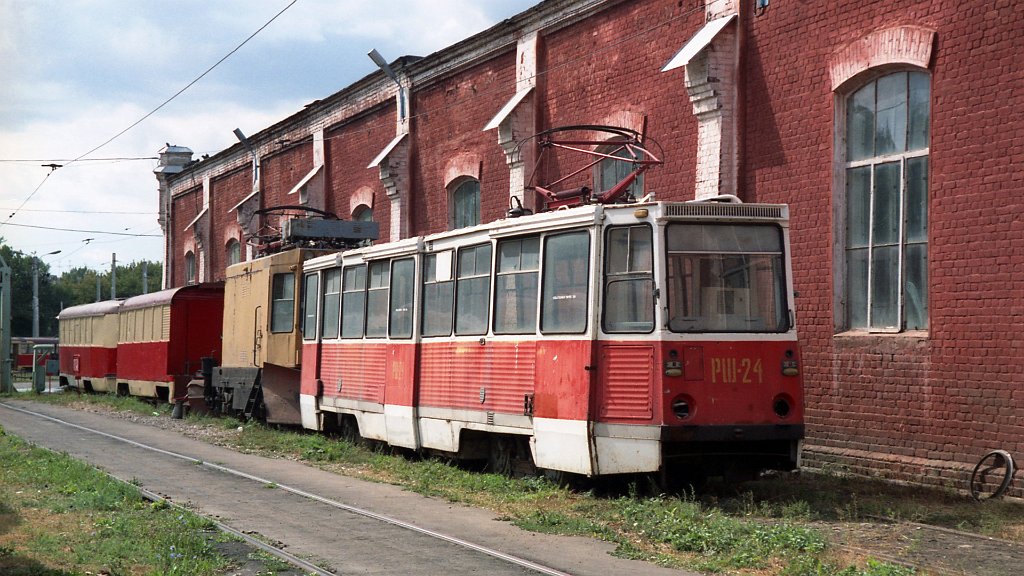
[
  {"left": 0, "top": 252, "right": 12, "bottom": 393},
  {"left": 32, "top": 259, "right": 39, "bottom": 337},
  {"left": 111, "top": 253, "right": 117, "bottom": 299},
  {"left": 143, "top": 262, "right": 148, "bottom": 294},
  {"left": 32, "top": 250, "right": 61, "bottom": 337}
]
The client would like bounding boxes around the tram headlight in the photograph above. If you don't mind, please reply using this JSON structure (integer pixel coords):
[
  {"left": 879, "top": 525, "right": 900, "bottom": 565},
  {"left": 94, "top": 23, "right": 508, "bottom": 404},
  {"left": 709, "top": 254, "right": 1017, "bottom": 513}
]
[{"left": 671, "top": 394, "right": 694, "bottom": 420}]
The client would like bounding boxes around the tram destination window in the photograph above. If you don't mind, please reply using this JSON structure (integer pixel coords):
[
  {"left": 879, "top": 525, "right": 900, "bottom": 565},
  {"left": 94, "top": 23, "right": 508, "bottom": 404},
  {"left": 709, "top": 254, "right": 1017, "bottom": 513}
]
[
  {"left": 494, "top": 236, "right": 539, "bottom": 334},
  {"left": 603, "top": 225, "right": 654, "bottom": 333},
  {"left": 542, "top": 231, "right": 590, "bottom": 334},
  {"left": 666, "top": 224, "right": 788, "bottom": 333},
  {"left": 270, "top": 273, "right": 295, "bottom": 333}
]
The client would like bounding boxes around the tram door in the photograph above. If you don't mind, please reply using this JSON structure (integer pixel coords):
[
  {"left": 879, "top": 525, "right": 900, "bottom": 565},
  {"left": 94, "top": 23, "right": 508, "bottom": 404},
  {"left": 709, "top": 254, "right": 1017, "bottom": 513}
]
[{"left": 532, "top": 230, "right": 597, "bottom": 473}]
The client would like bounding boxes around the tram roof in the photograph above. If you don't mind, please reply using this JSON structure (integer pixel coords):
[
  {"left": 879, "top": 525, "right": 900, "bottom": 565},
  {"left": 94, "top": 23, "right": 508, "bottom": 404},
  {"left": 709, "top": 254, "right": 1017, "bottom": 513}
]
[{"left": 57, "top": 299, "right": 123, "bottom": 320}]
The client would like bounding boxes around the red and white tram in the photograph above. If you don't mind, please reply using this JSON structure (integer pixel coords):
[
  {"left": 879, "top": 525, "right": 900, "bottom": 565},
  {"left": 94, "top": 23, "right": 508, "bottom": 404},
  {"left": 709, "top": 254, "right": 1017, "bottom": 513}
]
[{"left": 298, "top": 198, "right": 803, "bottom": 479}]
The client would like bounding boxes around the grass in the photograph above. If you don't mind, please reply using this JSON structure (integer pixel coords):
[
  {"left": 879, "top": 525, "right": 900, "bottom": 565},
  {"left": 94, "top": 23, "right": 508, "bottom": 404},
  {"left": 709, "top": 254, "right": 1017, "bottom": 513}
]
[
  {"left": 9, "top": 391, "right": 1024, "bottom": 575},
  {"left": 0, "top": 423, "right": 231, "bottom": 576}
]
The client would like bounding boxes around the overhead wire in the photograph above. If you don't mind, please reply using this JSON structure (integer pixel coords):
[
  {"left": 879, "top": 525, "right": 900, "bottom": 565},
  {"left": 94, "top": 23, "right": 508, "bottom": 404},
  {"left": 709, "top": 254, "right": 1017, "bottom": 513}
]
[
  {"left": 0, "top": 0, "right": 297, "bottom": 229},
  {"left": 2, "top": 222, "right": 162, "bottom": 237},
  {"left": 3, "top": 0, "right": 712, "bottom": 258},
  {"left": 0, "top": 157, "right": 158, "bottom": 163},
  {"left": 0, "top": 208, "right": 157, "bottom": 215}
]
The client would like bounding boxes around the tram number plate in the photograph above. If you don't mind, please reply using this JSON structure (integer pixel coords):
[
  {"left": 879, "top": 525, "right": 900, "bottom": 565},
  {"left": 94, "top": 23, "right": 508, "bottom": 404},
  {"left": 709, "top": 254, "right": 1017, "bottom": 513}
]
[{"left": 710, "top": 357, "right": 763, "bottom": 384}]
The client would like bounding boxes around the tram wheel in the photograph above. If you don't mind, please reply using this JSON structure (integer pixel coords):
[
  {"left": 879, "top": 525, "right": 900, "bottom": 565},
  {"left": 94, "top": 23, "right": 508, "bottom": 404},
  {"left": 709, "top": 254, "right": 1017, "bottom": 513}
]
[
  {"left": 970, "top": 449, "right": 1015, "bottom": 501},
  {"left": 488, "top": 437, "right": 515, "bottom": 476}
]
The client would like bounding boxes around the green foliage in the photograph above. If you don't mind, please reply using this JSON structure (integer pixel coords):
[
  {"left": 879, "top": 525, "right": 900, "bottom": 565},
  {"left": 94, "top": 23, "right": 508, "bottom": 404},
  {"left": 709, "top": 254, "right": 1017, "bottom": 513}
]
[
  {"left": 617, "top": 496, "right": 827, "bottom": 571},
  {"left": 0, "top": 434, "right": 227, "bottom": 575},
  {"left": 0, "top": 240, "right": 161, "bottom": 337}
]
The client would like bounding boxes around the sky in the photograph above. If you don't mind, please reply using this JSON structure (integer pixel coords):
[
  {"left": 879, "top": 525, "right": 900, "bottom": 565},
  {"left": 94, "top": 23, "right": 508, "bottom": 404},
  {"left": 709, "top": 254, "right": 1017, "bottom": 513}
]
[{"left": 0, "top": 0, "right": 537, "bottom": 274}]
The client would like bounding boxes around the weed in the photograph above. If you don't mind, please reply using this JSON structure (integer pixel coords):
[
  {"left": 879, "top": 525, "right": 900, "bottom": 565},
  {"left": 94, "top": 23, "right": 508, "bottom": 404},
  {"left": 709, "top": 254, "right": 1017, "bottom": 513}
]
[{"left": 0, "top": 434, "right": 230, "bottom": 575}]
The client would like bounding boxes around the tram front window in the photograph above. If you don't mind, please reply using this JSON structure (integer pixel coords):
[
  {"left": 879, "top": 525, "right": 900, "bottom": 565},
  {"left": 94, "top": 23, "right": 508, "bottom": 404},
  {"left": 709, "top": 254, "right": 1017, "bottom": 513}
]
[{"left": 666, "top": 224, "right": 788, "bottom": 333}]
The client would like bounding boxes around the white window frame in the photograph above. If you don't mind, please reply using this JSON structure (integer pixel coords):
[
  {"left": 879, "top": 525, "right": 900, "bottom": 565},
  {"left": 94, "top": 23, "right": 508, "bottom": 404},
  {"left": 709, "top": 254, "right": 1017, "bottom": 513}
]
[{"left": 835, "top": 69, "right": 929, "bottom": 334}]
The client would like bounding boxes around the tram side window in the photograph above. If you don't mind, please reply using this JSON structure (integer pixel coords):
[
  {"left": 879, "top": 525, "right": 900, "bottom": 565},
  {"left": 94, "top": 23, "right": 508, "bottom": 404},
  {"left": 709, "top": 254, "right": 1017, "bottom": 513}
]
[
  {"left": 301, "top": 273, "right": 319, "bottom": 340},
  {"left": 389, "top": 258, "right": 415, "bottom": 339},
  {"left": 494, "top": 237, "right": 539, "bottom": 334},
  {"left": 422, "top": 252, "right": 454, "bottom": 337},
  {"left": 320, "top": 269, "right": 341, "bottom": 339},
  {"left": 542, "top": 231, "right": 590, "bottom": 334},
  {"left": 603, "top": 225, "right": 654, "bottom": 333},
  {"left": 455, "top": 243, "right": 492, "bottom": 335},
  {"left": 365, "top": 261, "right": 391, "bottom": 337},
  {"left": 271, "top": 273, "right": 295, "bottom": 333},
  {"left": 341, "top": 265, "right": 367, "bottom": 338}
]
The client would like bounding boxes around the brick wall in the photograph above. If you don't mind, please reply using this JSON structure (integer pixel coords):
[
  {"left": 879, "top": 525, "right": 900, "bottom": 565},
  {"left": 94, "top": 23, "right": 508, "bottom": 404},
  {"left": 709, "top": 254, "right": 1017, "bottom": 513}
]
[
  {"left": 410, "top": 51, "right": 516, "bottom": 233},
  {"left": 539, "top": 0, "right": 703, "bottom": 202},
  {"left": 325, "top": 109, "right": 397, "bottom": 241},
  {"left": 206, "top": 167, "right": 253, "bottom": 280},
  {"left": 170, "top": 183, "right": 202, "bottom": 287},
  {"left": 745, "top": 0, "right": 1024, "bottom": 495}
]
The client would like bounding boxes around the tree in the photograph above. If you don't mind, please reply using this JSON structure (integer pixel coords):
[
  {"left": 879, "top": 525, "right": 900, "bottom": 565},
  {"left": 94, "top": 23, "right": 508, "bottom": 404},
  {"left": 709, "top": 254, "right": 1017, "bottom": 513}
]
[
  {"left": 0, "top": 242, "right": 65, "bottom": 337},
  {"left": 56, "top": 261, "right": 164, "bottom": 312},
  {"left": 0, "top": 240, "right": 163, "bottom": 337}
]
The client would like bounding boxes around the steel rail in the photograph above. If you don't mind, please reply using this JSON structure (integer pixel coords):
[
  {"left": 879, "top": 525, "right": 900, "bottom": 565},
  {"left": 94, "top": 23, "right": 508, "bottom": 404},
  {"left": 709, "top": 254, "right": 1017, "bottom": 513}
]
[
  {"left": 134, "top": 486, "right": 335, "bottom": 576},
  {"left": 0, "top": 402, "right": 572, "bottom": 576}
]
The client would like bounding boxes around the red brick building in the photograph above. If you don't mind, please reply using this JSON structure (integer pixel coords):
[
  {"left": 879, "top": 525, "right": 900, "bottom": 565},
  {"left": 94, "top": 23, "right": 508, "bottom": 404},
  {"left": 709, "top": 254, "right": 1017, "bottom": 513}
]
[{"left": 155, "top": 0, "right": 1024, "bottom": 494}]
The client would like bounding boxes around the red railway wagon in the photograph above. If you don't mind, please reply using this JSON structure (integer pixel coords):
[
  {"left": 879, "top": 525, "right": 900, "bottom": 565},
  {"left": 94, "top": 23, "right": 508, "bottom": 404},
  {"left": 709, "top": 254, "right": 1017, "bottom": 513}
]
[
  {"left": 116, "top": 283, "right": 224, "bottom": 402},
  {"left": 298, "top": 199, "right": 804, "bottom": 480},
  {"left": 57, "top": 300, "right": 123, "bottom": 392}
]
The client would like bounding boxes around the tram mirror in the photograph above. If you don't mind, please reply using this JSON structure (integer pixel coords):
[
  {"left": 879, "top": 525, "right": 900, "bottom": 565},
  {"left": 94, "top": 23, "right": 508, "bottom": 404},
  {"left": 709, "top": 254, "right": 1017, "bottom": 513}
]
[{"left": 435, "top": 250, "right": 453, "bottom": 282}]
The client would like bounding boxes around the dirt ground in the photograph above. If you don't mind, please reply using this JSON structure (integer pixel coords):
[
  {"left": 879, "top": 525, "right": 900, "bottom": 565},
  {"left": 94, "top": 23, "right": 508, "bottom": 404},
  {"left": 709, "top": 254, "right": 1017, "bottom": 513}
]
[
  {"left": 64, "top": 402, "right": 1024, "bottom": 576},
  {"left": 826, "top": 520, "right": 1022, "bottom": 576}
]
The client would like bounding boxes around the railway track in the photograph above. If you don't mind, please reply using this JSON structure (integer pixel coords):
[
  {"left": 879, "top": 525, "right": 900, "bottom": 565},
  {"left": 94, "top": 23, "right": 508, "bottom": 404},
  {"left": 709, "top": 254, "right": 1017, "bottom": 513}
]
[
  {"left": 0, "top": 401, "right": 603, "bottom": 576},
  {"left": 5, "top": 400, "right": 1020, "bottom": 576}
]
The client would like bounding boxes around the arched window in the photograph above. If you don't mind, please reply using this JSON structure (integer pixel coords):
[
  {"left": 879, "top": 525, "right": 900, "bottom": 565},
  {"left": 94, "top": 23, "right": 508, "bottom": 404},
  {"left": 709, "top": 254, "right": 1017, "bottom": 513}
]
[
  {"left": 184, "top": 251, "right": 196, "bottom": 285},
  {"left": 843, "top": 70, "right": 929, "bottom": 331},
  {"left": 353, "top": 205, "right": 373, "bottom": 222},
  {"left": 596, "top": 141, "right": 644, "bottom": 198},
  {"left": 450, "top": 178, "right": 480, "bottom": 230},
  {"left": 226, "top": 239, "right": 241, "bottom": 266}
]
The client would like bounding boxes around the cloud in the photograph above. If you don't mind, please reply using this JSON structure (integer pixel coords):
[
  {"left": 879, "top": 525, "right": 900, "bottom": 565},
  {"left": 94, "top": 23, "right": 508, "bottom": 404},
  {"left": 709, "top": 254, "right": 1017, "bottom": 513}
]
[{"left": 0, "top": 0, "right": 536, "bottom": 270}]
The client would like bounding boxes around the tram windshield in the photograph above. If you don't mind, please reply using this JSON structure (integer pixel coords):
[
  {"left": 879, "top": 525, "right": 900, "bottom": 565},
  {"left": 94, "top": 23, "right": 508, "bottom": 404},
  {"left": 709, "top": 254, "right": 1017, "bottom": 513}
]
[{"left": 666, "top": 224, "right": 789, "bottom": 333}]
